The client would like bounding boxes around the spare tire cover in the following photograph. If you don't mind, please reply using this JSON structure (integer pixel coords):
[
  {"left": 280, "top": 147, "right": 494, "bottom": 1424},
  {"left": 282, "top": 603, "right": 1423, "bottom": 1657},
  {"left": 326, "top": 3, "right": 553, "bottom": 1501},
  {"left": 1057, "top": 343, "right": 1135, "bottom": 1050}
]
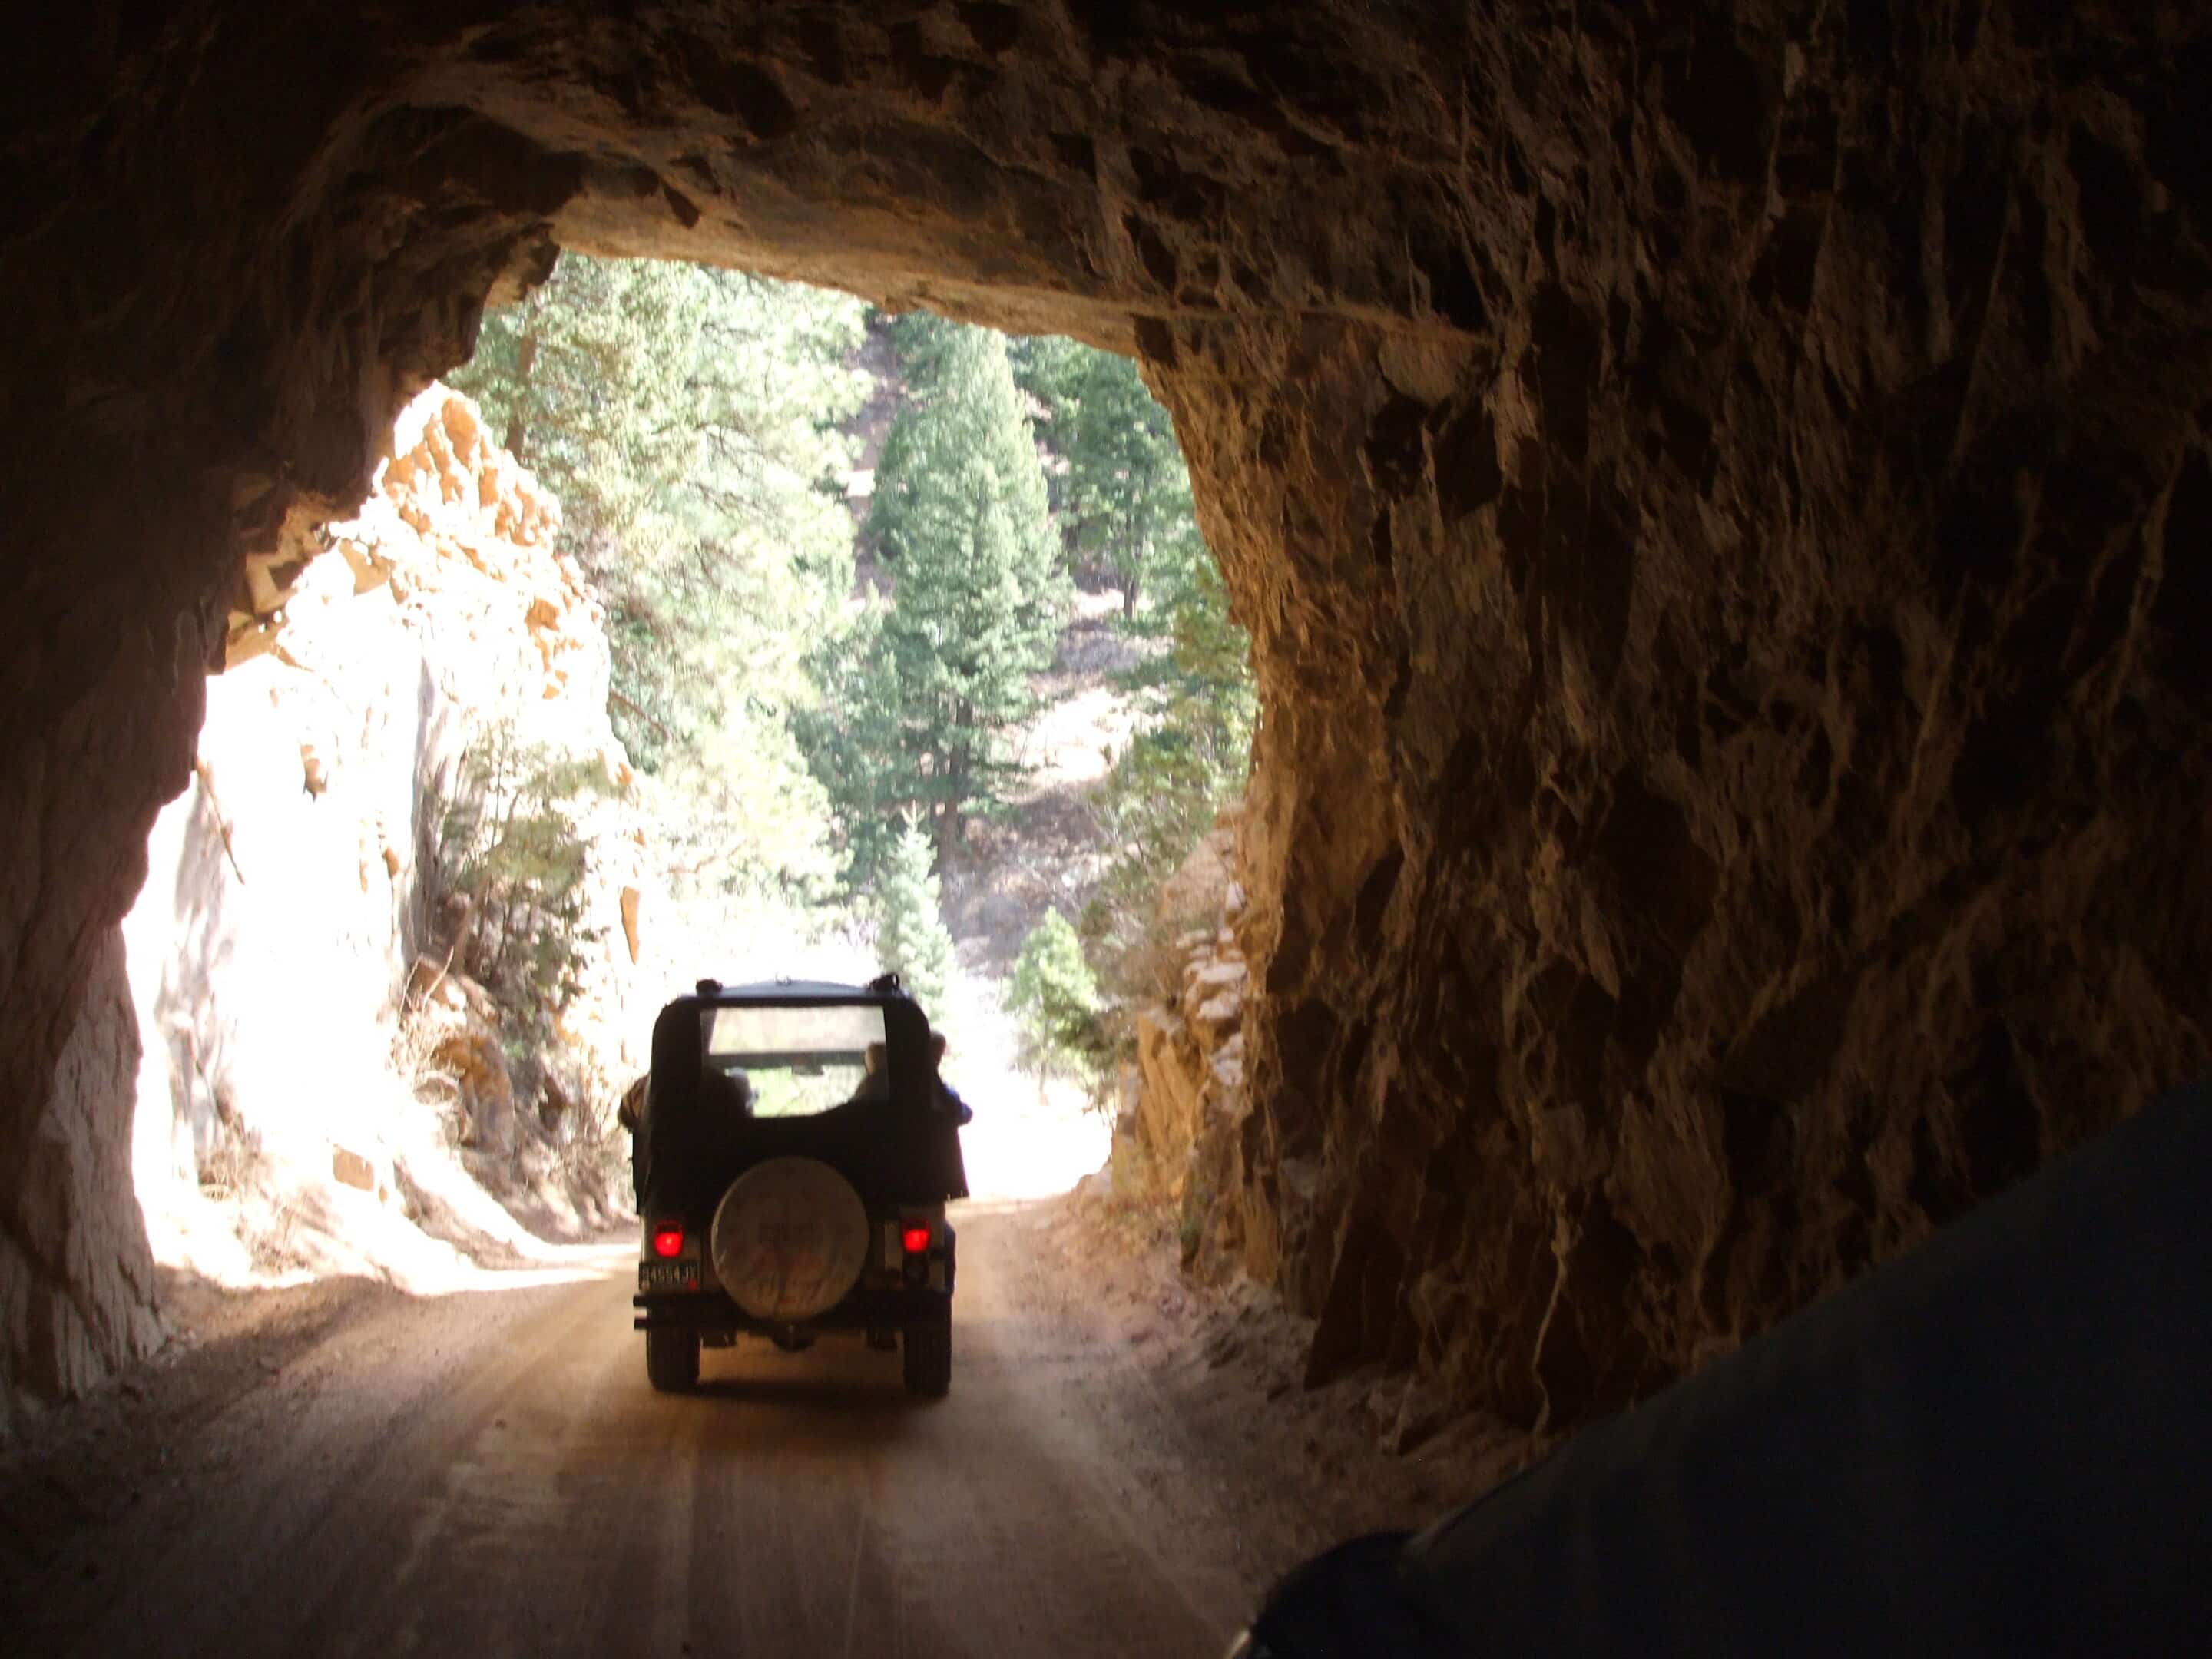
[{"left": 711, "top": 1157, "right": 871, "bottom": 1322}]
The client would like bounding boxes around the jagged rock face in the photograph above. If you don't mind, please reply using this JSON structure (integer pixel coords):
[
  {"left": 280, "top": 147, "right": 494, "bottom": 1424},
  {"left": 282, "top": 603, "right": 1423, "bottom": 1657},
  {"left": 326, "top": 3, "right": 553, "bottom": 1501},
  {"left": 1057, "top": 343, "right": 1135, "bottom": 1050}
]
[
  {"left": 4, "top": 381, "right": 639, "bottom": 1421},
  {"left": 123, "top": 383, "right": 637, "bottom": 1204},
  {"left": 5, "top": 4, "right": 2208, "bottom": 1429},
  {"left": 0, "top": 934, "right": 166, "bottom": 1436},
  {"left": 1125, "top": 823, "right": 1249, "bottom": 1223}
]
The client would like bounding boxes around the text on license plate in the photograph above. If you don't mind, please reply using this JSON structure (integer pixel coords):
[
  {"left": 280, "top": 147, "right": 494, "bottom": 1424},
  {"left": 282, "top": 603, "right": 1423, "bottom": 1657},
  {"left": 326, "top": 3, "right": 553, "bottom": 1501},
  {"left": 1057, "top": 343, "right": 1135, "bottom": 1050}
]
[{"left": 639, "top": 1262, "right": 698, "bottom": 1293}]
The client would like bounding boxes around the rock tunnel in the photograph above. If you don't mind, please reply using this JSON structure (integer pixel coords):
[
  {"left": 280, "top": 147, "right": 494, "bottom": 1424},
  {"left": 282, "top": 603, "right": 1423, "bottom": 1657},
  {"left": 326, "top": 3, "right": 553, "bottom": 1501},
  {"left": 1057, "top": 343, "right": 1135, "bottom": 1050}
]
[{"left": 5, "top": 1, "right": 2207, "bottom": 1436}]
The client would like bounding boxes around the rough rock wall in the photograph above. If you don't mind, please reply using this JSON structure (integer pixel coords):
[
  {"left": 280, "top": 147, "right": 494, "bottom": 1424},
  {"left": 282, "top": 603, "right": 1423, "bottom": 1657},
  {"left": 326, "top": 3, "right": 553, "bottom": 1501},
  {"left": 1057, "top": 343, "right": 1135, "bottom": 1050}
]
[
  {"left": 1123, "top": 823, "right": 1249, "bottom": 1224},
  {"left": 0, "top": 935, "right": 166, "bottom": 1436},
  {"left": 5, "top": 3, "right": 2209, "bottom": 1432},
  {"left": 1160, "top": 21, "right": 2212, "bottom": 1423},
  {"left": 129, "top": 384, "right": 637, "bottom": 1190},
  {"left": 5, "top": 384, "right": 638, "bottom": 1421}
]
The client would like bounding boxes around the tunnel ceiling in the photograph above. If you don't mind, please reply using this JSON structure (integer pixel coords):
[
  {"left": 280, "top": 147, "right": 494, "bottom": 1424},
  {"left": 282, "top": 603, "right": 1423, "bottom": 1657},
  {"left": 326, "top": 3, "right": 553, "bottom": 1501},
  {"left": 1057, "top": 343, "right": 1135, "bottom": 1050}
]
[{"left": 5, "top": 1, "right": 2210, "bottom": 1429}]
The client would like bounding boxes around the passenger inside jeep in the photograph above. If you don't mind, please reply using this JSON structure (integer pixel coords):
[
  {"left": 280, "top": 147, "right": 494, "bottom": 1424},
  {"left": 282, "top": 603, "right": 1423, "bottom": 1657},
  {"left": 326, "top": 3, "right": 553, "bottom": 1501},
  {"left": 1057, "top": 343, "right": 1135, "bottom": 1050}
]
[
  {"left": 704, "top": 1003, "right": 880, "bottom": 1118},
  {"left": 850, "top": 1041, "right": 892, "bottom": 1104},
  {"left": 701, "top": 1066, "right": 755, "bottom": 1117},
  {"left": 851, "top": 1033, "right": 972, "bottom": 1122}
]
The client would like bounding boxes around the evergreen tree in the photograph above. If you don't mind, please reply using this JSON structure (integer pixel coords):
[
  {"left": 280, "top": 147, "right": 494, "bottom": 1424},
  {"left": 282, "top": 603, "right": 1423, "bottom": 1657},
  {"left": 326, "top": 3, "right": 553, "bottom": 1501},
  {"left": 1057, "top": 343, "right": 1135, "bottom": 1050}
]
[
  {"left": 1081, "top": 530, "right": 1257, "bottom": 998},
  {"left": 431, "top": 720, "right": 608, "bottom": 1014},
  {"left": 452, "top": 255, "right": 869, "bottom": 898},
  {"left": 1012, "top": 337, "right": 1198, "bottom": 615},
  {"left": 875, "top": 816, "right": 957, "bottom": 1020},
  {"left": 1006, "top": 909, "right": 1107, "bottom": 1088},
  {"left": 793, "top": 601, "right": 909, "bottom": 881},
  {"left": 825, "top": 316, "right": 1068, "bottom": 866},
  {"left": 1008, "top": 346, "right": 1256, "bottom": 1016}
]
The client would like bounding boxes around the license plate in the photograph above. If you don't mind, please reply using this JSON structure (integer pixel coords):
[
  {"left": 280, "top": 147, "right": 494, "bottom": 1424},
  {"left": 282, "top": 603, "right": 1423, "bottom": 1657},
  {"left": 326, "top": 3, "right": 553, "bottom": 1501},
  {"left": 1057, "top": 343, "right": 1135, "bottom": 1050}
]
[{"left": 639, "top": 1261, "right": 699, "bottom": 1293}]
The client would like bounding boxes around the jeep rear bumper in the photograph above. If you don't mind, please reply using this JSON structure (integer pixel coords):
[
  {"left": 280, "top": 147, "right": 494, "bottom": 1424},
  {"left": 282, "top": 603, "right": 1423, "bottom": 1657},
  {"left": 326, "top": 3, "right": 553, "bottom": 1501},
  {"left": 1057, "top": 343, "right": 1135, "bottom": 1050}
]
[{"left": 633, "top": 1286, "right": 951, "bottom": 1335}]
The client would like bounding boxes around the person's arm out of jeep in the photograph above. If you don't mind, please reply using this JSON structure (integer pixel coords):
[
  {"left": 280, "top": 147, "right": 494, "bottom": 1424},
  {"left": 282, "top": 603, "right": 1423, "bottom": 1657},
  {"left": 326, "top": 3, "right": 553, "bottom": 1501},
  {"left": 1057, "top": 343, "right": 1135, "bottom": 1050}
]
[{"left": 925, "top": 1032, "right": 972, "bottom": 1124}]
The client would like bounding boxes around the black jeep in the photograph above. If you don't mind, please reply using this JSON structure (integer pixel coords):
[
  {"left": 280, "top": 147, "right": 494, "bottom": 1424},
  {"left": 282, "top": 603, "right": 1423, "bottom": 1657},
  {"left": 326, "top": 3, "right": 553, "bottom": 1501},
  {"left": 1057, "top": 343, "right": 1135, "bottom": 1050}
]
[{"left": 628, "top": 975, "right": 968, "bottom": 1396}]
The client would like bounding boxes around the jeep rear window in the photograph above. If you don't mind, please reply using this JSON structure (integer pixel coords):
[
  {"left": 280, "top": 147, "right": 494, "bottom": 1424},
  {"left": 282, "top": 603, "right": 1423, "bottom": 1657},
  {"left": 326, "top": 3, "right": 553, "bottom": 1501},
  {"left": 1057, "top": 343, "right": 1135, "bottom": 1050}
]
[{"left": 698, "top": 1003, "right": 890, "bottom": 1119}]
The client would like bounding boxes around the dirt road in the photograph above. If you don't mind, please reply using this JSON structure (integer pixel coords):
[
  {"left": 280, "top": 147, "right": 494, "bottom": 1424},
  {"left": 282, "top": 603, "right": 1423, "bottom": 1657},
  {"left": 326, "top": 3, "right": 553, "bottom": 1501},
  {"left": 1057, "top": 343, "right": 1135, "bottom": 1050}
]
[{"left": 2, "top": 1204, "right": 1261, "bottom": 1658}]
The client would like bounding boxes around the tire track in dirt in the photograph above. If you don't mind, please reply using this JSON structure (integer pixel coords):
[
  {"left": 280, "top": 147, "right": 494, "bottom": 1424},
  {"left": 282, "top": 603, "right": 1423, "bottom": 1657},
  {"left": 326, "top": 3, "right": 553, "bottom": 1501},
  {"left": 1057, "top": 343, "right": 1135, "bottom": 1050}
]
[{"left": 5, "top": 1211, "right": 1251, "bottom": 1658}]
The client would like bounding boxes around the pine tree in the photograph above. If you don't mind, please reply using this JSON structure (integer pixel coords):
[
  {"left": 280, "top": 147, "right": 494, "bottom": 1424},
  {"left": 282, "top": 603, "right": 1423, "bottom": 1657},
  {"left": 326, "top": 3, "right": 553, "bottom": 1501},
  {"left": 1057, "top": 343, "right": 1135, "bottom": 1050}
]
[
  {"left": 452, "top": 255, "right": 869, "bottom": 898},
  {"left": 1003, "top": 344, "right": 1257, "bottom": 1020},
  {"left": 1006, "top": 909, "right": 1106, "bottom": 1088},
  {"left": 793, "top": 601, "right": 909, "bottom": 882},
  {"left": 862, "top": 316, "right": 1068, "bottom": 862},
  {"left": 1012, "top": 336, "right": 1198, "bottom": 615},
  {"left": 874, "top": 816, "right": 957, "bottom": 1021}
]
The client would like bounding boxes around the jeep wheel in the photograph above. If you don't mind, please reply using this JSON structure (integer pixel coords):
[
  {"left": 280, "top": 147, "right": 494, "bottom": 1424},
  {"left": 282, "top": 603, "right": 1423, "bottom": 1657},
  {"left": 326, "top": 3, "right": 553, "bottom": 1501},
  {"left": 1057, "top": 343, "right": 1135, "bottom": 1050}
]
[
  {"left": 711, "top": 1157, "right": 870, "bottom": 1323},
  {"left": 902, "top": 1320, "right": 952, "bottom": 1397},
  {"left": 645, "top": 1327, "right": 700, "bottom": 1392}
]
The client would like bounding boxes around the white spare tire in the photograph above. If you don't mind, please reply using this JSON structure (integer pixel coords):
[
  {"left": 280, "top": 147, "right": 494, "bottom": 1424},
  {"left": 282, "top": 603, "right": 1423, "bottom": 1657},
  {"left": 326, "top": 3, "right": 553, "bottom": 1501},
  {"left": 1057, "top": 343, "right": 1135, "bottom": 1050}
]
[{"left": 710, "top": 1157, "right": 870, "bottom": 1322}]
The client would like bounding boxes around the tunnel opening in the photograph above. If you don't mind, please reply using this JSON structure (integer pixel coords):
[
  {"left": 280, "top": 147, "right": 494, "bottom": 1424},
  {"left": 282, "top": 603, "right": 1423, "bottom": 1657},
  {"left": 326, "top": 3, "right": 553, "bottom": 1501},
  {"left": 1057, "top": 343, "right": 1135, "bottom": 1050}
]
[
  {"left": 75, "top": 245, "right": 1262, "bottom": 1409},
  {"left": 5, "top": 2, "right": 2210, "bottom": 1486}
]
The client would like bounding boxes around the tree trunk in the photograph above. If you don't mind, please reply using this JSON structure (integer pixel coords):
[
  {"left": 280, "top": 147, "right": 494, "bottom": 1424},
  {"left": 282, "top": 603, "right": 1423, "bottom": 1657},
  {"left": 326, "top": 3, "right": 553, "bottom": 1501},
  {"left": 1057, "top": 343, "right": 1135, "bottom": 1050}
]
[
  {"left": 505, "top": 326, "right": 539, "bottom": 458},
  {"left": 936, "top": 792, "right": 960, "bottom": 868},
  {"left": 938, "top": 740, "right": 967, "bottom": 868}
]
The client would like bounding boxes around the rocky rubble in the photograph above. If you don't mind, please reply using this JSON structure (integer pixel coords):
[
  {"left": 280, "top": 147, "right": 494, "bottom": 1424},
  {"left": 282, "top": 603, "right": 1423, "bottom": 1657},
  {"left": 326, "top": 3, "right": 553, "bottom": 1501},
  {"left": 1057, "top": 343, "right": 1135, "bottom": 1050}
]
[
  {"left": 1122, "top": 820, "right": 1444, "bottom": 1406},
  {"left": 1118, "top": 823, "right": 1253, "bottom": 1268},
  {"left": 1131, "top": 940, "right": 1247, "bottom": 1200}
]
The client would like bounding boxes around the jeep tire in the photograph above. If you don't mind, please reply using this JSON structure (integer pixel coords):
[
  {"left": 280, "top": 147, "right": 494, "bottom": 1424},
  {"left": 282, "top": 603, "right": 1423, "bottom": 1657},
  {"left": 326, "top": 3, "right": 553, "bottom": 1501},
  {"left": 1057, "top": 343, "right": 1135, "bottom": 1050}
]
[
  {"left": 902, "top": 1320, "right": 952, "bottom": 1397},
  {"left": 646, "top": 1326, "right": 700, "bottom": 1392},
  {"left": 712, "top": 1157, "right": 871, "bottom": 1323}
]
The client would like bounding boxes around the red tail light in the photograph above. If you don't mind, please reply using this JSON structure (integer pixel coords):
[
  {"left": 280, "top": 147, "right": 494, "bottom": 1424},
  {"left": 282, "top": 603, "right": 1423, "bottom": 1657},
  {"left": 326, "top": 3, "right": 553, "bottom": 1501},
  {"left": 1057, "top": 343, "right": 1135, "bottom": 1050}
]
[
  {"left": 901, "top": 1224, "right": 932, "bottom": 1256},
  {"left": 652, "top": 1224, "right": 685, "bottom": 1259}
]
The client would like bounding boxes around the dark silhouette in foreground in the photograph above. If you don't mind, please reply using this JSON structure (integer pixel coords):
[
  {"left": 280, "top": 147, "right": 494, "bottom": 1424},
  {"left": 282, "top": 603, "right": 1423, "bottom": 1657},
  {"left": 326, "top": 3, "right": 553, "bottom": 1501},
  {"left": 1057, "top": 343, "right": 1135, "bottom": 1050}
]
[{"left": 1234, "top": 1081, "right": 2212, "bottom": 1657}]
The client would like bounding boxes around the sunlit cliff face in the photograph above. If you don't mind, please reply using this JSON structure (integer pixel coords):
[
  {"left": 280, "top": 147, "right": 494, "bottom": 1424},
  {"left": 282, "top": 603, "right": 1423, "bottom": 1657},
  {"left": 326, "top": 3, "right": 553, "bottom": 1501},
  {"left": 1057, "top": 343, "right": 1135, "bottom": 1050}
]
[{"left": 4, "top": 2, "right": 2208, "bottom": 1429}]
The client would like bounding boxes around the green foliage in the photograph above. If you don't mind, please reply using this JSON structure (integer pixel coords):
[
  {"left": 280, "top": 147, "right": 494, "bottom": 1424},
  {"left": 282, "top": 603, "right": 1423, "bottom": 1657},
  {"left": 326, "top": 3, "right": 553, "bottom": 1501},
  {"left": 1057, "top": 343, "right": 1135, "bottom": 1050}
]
[
  {"left": 1012, "top": 337, "right": 1200, "bottom": 615},
  {"left": 431, "top": 722, "right": 608, "bottom": 1012},
  {"left": 1177, "top": 1172, "right": 1215, "bottom": 1264},
  {"left": 457, "top": 267, "right": 1255, "bottom": 1063},
  {"left": 1007, "top": 332, "right": 1253, "bottom": 1005},
  {"left": 874, "top": 816, "right": 958, "bottom": 1022},
  {"left": 1081, "top": 472, "right": 1257, "bottom": 1006},
  {"left": 452, "top": 255, "right": 868, "bottom": 899},
  {"left": 1005, "top": 910, "right": 1109, "bottom": 1090},
  {"left": 1081, "top": 737, "right": 1237, "bottom": 1011},
  {"left": 793, "top": 601, "right": 907, "bottom": 882},
  {"left": 803, "top": 315, "right": 1068, "bottom": 876},
  {"left": 881, "top": 308, "right": 967, "bottom": 388}
]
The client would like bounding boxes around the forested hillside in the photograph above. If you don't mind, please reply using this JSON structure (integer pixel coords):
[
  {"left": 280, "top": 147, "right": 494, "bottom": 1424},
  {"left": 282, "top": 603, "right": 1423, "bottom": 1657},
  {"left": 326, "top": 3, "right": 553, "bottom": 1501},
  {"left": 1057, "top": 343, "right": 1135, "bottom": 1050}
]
[
  {"left": 452, "top": 255, "right": 1253, "bottom": 1103},
  {"left": 454, "top": 260, "right": 868, "bottom": 905}
]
